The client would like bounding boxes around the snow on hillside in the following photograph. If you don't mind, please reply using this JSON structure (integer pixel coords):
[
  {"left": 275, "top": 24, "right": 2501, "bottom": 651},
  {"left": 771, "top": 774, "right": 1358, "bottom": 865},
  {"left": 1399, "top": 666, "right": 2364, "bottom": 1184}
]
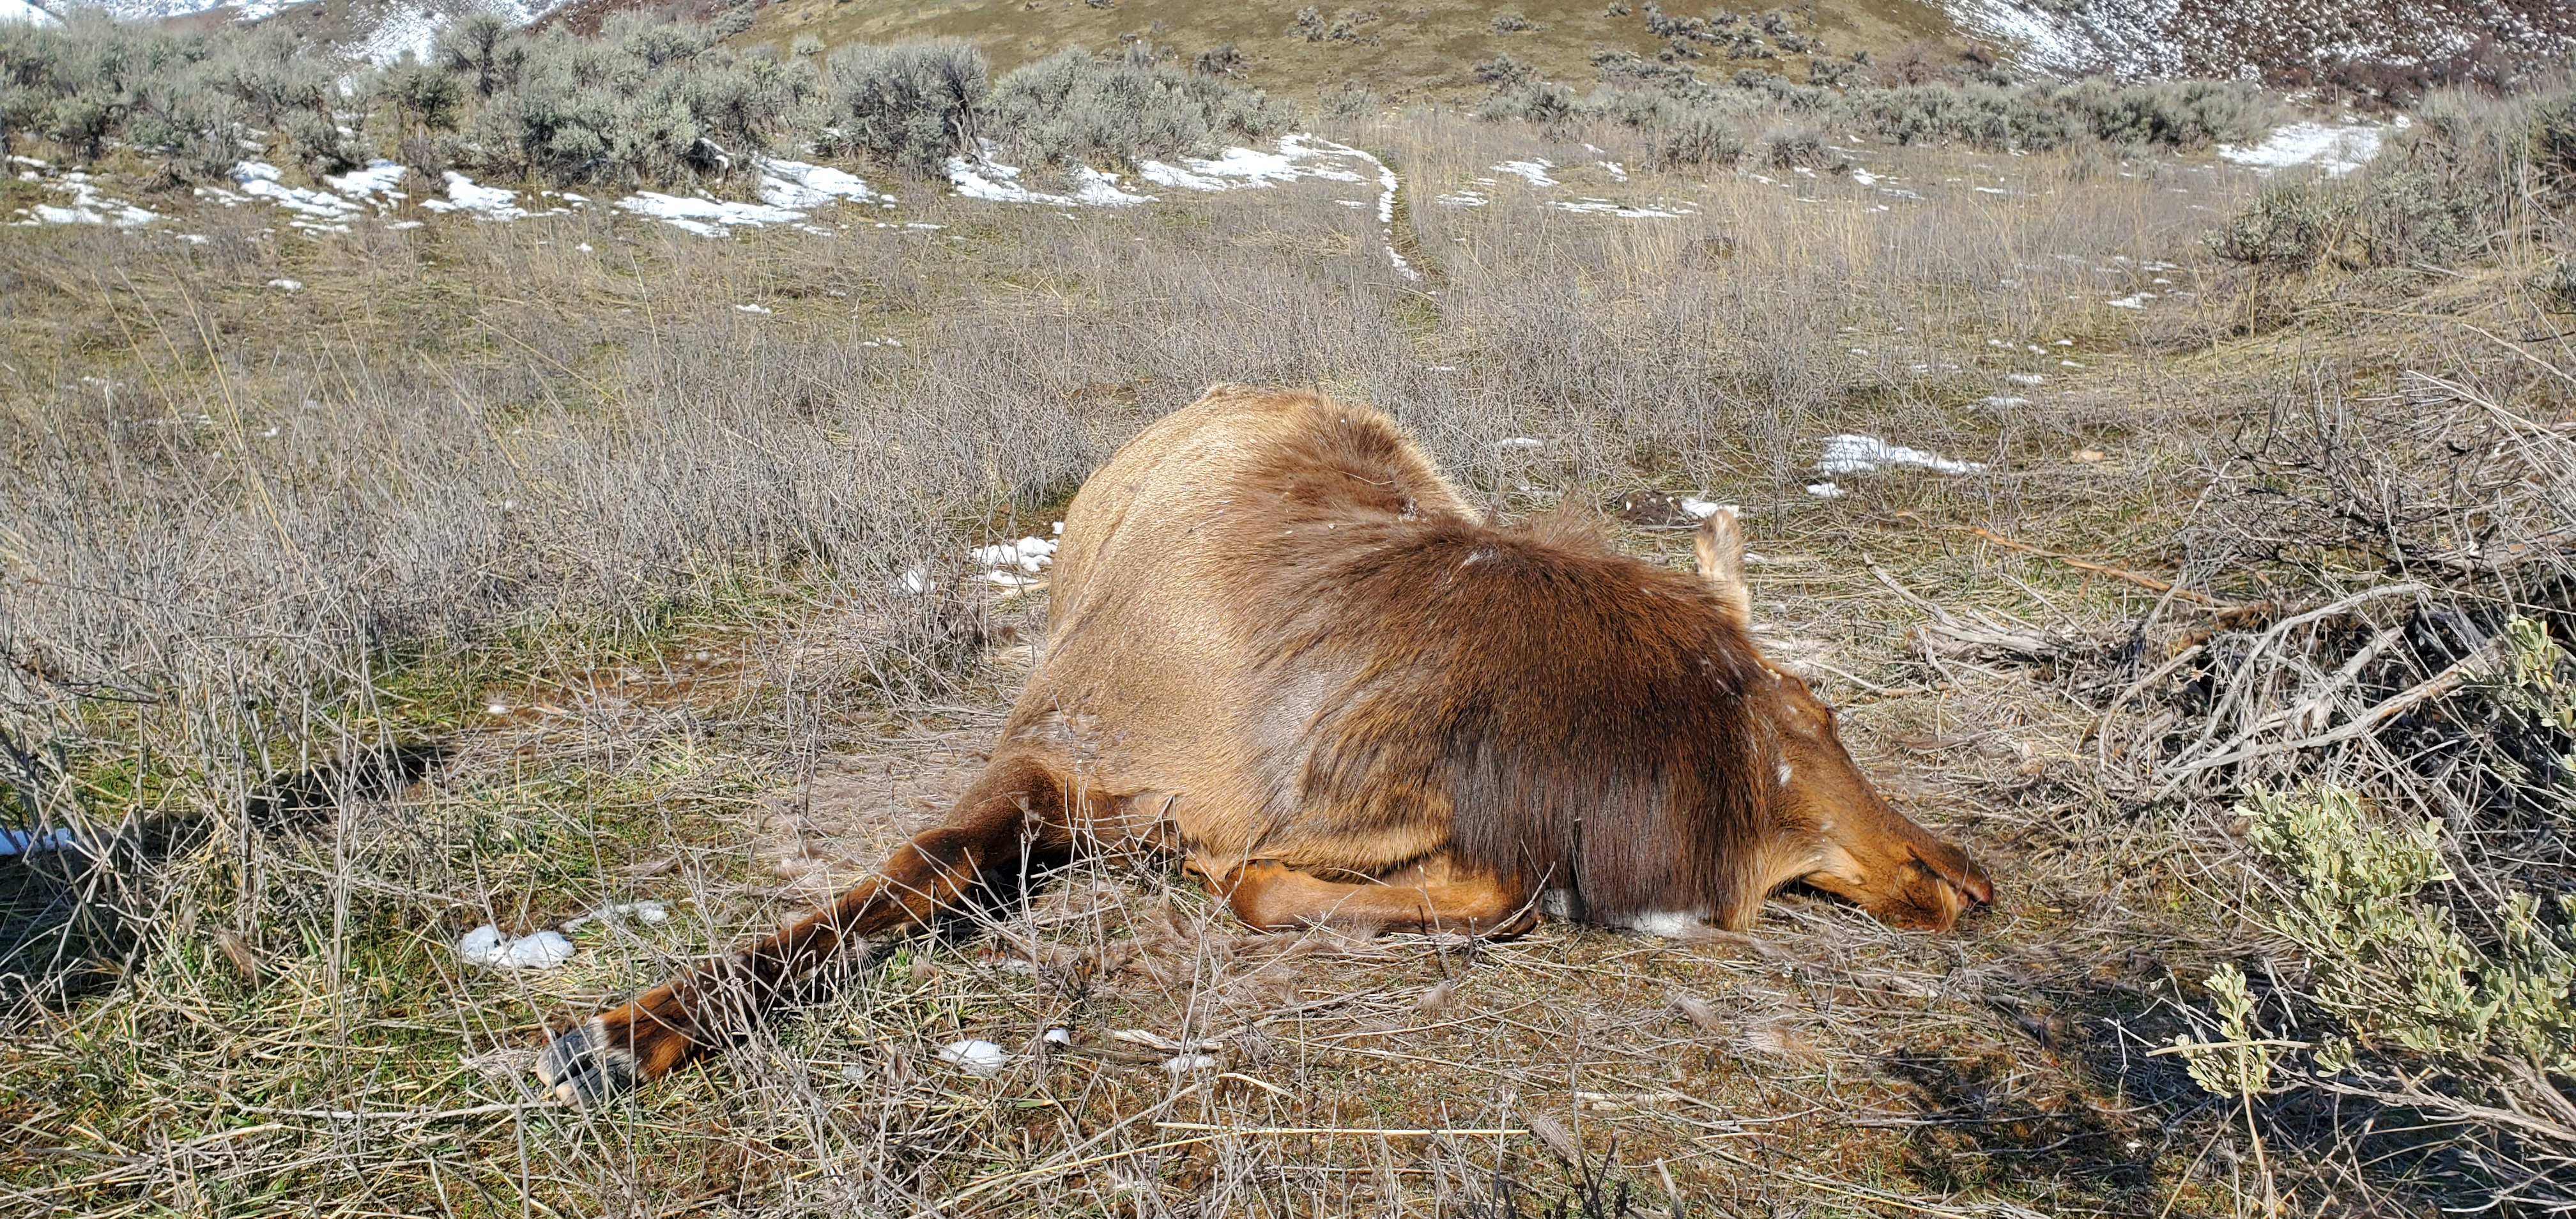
[
  {"left": 1944, "top": 0, "right": 2576, "bottom": 81},
  {"left": 84, "top": 0, "right": 277, "bottom": 18},
  {"left": 348, "top": 0, "right": 544, "bottom": 64},
  {"left": 66, "top": 0, "right": 544, "bottom": 65},
  {"left": 1, "top": 0, "right": 63, "bottom": 25}
]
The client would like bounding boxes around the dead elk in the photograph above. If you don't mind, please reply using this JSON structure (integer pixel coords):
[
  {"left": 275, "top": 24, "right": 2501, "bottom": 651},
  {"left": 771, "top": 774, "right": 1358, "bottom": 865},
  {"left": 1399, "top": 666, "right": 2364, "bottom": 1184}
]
[{"left": 537, "top": 385, "right": 1993, "bottom": 1102}]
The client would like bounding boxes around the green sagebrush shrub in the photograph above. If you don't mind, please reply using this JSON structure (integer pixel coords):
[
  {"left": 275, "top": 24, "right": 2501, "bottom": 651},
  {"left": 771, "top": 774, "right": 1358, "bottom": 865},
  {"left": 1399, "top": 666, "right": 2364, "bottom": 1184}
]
[
  {"left": 4, "top": 10, "right": 1291, "bottom": 194},
  {"left": 2208, "top": 178, "right": 2350, "bottom": 270},
  {"left": 1467, "top": 55, "right": 2271, "bottom": 182},
  {"left": 816, "top": 38, "right": 984, "bottom": 176},
  {"left": 2212, "top": 86, "right": 2560, "bottom": 275},
  {"left": 1, "top": 12, "right": 362, "bottom": 177},
  {"left": 2, "top": 13, "right": 202, "bottom": 159},
  {"left": 988, "top": 46, "right": 1295, "bottom": 167},
  {"left": 1655, "top": 109, "right": 1745, "bottom": 167},
  {"left": 440, "top": 13, "right": 815, "bottom": 186},
  {"left": 2241, "top": 622, "right": 2576, "bottom": 1078}
]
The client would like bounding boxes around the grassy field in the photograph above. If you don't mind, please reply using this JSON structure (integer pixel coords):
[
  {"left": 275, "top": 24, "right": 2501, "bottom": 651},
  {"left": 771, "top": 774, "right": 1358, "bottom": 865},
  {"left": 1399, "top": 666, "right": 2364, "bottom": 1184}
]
[{"left": 3, "top": 84, "right": 2573, "bottom": 1218}]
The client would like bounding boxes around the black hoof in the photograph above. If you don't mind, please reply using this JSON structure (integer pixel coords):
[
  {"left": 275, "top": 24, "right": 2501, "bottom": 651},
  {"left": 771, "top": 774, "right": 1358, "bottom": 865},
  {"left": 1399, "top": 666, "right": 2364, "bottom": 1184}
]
[{"left": 535, "top": 1017, "right": 636, "bottom": 1105}]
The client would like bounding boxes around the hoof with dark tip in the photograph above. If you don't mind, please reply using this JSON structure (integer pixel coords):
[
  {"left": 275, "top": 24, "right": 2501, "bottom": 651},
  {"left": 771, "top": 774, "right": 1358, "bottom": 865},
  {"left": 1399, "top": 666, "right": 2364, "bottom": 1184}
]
[{"left": 535, "top": 1017, "right": 637, "bottom": 1105}]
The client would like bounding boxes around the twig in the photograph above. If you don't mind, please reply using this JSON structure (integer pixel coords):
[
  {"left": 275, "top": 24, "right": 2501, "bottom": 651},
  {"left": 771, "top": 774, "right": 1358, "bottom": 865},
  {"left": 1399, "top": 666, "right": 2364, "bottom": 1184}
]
[
  {"left": 2097, "top": 643, "right": 2207, "bottom": 726},
  {"left": 1153, "top": 1123, "right": 1527, "bottom": 1137},
  {"left": 2299, "top": 1075, "right": 2576, "bottom": 1147},
  {"left": 2143, "top": 1039, "right": 2309, "bottom": 1057},
  {"left": 1867, "top": 564, "right": 1951, "bottom": 621},
  {"left": 2092, "top": 643, "right": 2207, "bottom": 774},
  {"left": 919, "top": 1078, "right": 1215, "bottom": 1213},
  {"left": 926, "top": 1133, "right": 1225, "bottom": 1213},
  {"left": 1960, "top": 526, "right": 2228, "bottom": 606},
  {"left": 1700, "top": 1144, "right": 2050, "bottom": 1218},
  {"left": 2150, "top": 631, "right": 2499, "bottom": 799},
  {"left": 247, "top": 1100, "right": 569, "bottom": 1126},
  {"left": 1808, "top": 659, "right": 1899, "bottom": 696},
  {"left": 2164, "top": 583, "right": 2428, "bottom": 770}
]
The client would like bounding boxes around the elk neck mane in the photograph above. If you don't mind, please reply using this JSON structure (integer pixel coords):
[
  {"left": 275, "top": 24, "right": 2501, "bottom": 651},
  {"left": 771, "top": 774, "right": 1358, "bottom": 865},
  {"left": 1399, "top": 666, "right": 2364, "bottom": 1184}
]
[{"left": 1213, "top": 404, "right": 1783, "bottom": 924}]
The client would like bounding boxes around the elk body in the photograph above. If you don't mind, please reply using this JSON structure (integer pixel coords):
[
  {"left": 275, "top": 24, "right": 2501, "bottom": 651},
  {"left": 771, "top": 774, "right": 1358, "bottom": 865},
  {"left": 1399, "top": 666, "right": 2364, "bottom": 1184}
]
[{"left": 537, "top": 385, "right": 1993, "bottom": 1102}]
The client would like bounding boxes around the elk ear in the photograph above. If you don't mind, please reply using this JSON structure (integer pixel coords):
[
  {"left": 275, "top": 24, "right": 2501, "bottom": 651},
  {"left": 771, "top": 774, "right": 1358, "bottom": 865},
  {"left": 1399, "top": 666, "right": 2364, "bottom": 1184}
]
[{"left": 1693, "top": 506, "right": 1751, "bottom": 630}]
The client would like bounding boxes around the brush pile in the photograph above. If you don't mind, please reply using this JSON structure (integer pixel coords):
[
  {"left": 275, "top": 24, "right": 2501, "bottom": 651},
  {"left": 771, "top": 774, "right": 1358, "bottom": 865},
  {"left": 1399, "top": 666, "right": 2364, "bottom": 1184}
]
[{"left": 1947, "top": 342, "right": 2576, "bottom": 1204}]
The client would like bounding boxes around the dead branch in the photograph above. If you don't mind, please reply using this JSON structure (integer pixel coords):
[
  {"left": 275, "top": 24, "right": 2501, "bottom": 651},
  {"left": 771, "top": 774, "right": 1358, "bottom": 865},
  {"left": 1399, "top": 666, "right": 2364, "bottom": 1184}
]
[
  {"left": 1962, "top": 526, "right": 2230, "bottom": 606},
  {"left": 2150, "top": 631, "right": 2503, "bottom": 799}
]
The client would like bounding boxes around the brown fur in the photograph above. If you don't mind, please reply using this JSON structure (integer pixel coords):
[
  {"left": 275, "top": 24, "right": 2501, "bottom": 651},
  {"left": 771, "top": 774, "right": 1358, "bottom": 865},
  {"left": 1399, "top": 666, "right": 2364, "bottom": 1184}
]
[{"left": 535, "top": 385, "right": 1994, "bottom": 1103}]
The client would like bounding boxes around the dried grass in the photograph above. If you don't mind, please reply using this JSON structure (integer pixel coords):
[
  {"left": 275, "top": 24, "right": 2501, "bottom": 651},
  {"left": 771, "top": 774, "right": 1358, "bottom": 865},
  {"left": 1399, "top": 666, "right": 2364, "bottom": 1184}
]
[{"left": 2, "top": 98, "right": 2568, "bottom": 1216}]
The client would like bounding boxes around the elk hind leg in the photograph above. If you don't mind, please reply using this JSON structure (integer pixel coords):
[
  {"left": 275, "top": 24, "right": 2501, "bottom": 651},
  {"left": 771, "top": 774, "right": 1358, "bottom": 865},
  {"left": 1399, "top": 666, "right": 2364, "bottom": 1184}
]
[{"left": 537, "top": 749, "right": 1081, "bottom": 1103}]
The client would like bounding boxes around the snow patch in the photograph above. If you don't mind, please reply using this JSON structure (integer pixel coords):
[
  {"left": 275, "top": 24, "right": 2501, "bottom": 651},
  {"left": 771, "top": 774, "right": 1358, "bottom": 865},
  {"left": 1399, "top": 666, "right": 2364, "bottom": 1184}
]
[
  {"left": 972, "top": 534, "right": 1058, "bottom": 577},
  {"left": 2218, "top": 121, "right": 2385, "bottom": 178},
  {"left": 757, "top": 158, "right": 883, "bottom": 208},
  {"left": 1964, "top": 0, "right": 2112, "bottom": 71},
  {"left": 1480, "top": 154, "right": 1693, "bottom": 217},
  {"left": 560, "top": 900, "right": 670, "bottom": 933},
  {"left": 905, "top": 528, "right": 1061, "bottom": 595},
  {"left": 1, "top": 0, "right": 61, "bottom": 26},
  {"left": 1549, "top": 198, "right": 1693, "bottom": 218},
  {"left": 324, "top": 159, "right": 406, "bottom": 201},
  {"left": 229, "top": 160, "right": 369, "bottom": 231},
  {"left": 1940, "top": 0, "right": 2542, "bottom": 84},
  {"left": 1816, "top": 434, "right": 1987, "bottom": 475},
  {"left": 1061, "top": 135, "right": 1436, "bottom": 277},
  {"left": 948, "top": 148, "right": 1151, "bottom": 206},
  {"left": 939, "top": 1039, "right": 1009, "bottom": 1075},
  {"left": 617, "top": 192, "right": 802, "bottom": 236},
  {"left": 14, "top": 172, "right": 158, "bottom": 227},
  {"left": 1296, "top": 135, "right": 1416, "bottom": 280},
  {"left": 1137, "top": 146, "right": 1325, "bottom": 190},
  {"left": 457, "top": 925, "right": 576, "bottom": 969},
  {"left": 615, "top": 158, "right": 882, "bottom": 235},
  {"left": 421, "top": 171, "right": 529, "bottom": 220}
]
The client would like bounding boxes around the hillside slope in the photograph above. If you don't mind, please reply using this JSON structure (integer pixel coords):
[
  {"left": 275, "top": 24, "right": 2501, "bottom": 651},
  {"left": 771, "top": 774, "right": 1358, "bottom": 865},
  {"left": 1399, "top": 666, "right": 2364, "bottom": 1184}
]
[
  {"left": 15, "top": 0, "right": 2568, "bottom": 98},
  {"left": 712, "top": 0, "right": 1956, "bottom": 102}
]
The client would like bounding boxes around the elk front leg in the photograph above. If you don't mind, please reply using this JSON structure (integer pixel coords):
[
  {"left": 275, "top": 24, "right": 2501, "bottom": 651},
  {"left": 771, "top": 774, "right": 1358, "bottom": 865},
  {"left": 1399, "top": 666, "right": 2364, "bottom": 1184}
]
[
  {"left": 536, "top": 751, "right": 1078, "bottom": 1103},
  {"left": 1205, "top": 857, "right": 1535, "bottom": 937}
]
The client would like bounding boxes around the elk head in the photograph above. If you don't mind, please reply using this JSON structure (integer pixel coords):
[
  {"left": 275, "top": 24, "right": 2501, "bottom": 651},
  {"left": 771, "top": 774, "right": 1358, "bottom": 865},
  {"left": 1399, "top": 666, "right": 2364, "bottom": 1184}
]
[{"left": 1694, "top": 507, "right": 1995, "bottom": 931}]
